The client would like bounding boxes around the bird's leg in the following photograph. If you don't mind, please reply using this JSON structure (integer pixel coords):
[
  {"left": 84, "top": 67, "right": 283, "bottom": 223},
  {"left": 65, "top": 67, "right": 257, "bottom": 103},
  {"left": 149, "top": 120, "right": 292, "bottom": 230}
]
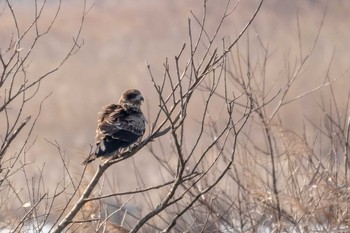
[
  {"left": 117, "top": 147, "right": 129, "bottom": 156},
  {"left": 127, "top": 145, "right": 133, "bottom": 152}
]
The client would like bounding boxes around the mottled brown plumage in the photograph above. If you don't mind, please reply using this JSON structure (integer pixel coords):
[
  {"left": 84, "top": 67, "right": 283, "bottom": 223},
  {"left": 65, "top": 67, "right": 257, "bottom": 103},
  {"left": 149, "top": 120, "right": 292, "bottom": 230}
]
[{"left": 83, "top": 89, "right": 146, "bottom": 164}]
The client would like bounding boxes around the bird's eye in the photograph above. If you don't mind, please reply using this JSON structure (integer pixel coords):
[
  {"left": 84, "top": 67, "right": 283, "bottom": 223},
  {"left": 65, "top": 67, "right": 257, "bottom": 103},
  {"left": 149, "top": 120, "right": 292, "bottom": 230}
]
[{"left": 127, "top": 93, "right": 137, "bottom": 99}]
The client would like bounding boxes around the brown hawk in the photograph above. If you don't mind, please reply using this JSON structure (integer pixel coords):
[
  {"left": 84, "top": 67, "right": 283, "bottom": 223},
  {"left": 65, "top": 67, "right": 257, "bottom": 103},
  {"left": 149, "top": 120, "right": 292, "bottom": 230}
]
[{"left": 83, "top": 89, "right": 146, "bottom": 164}]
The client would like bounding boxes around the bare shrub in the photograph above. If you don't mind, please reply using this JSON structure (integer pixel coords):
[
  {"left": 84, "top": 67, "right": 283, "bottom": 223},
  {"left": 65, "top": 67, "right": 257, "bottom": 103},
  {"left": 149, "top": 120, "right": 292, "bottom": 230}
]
[
  {"left": 0, "top": 0, "right": 87, "bottom": 231},
  {"left": 1, "top": 0, "right": 349, "bottom": 233}
]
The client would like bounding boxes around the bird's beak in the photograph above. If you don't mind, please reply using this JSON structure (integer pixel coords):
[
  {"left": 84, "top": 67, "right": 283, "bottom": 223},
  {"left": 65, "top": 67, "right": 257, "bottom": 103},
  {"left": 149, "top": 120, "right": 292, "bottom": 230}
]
[{"left": 139, "top": 95, "right": 144, "bottom": 101}]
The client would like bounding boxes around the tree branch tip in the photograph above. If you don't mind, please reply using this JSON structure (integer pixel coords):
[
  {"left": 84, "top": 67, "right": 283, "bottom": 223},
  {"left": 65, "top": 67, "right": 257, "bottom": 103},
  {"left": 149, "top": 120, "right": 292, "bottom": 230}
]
[{"left": 24, "top": 116, "right": 32, "bottom": 123}]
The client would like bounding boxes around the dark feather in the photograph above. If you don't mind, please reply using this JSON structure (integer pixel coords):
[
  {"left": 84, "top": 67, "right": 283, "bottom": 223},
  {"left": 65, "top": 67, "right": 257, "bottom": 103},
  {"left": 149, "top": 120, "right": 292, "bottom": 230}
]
[{"left": 83, "top": 89, "right": 146, "bottom": 164}]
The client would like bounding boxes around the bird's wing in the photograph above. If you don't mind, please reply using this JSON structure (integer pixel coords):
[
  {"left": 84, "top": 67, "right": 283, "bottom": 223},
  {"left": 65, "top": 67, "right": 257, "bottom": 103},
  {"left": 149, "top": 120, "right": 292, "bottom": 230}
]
[
  {"left": 96, "top": 104, "right": 145, "bottom": 144},
  {"left": 97, "top": 104, "right": 119, "bottom": 124}
]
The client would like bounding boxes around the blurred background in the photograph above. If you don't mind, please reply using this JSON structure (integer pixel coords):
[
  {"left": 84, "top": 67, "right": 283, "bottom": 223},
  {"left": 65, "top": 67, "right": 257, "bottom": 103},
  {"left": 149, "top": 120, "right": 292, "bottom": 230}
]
[
  {"left": 0, "top": 0, "right": 350, "bottom": 230},
  {"left": 1, "top": 0, "right": 348, "bottom": 163}
]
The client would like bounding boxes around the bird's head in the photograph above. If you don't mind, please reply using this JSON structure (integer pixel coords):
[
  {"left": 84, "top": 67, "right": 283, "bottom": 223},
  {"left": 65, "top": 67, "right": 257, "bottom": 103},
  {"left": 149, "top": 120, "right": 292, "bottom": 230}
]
[{"left": 119, "top": 89, "right": 144, "bottom": 108}]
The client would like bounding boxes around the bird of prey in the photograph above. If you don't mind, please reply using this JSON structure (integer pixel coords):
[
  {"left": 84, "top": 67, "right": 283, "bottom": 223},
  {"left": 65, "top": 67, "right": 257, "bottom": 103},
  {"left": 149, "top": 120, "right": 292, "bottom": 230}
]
[{"left": 83, "top": 89, "right": 146, "bottom": 164}]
